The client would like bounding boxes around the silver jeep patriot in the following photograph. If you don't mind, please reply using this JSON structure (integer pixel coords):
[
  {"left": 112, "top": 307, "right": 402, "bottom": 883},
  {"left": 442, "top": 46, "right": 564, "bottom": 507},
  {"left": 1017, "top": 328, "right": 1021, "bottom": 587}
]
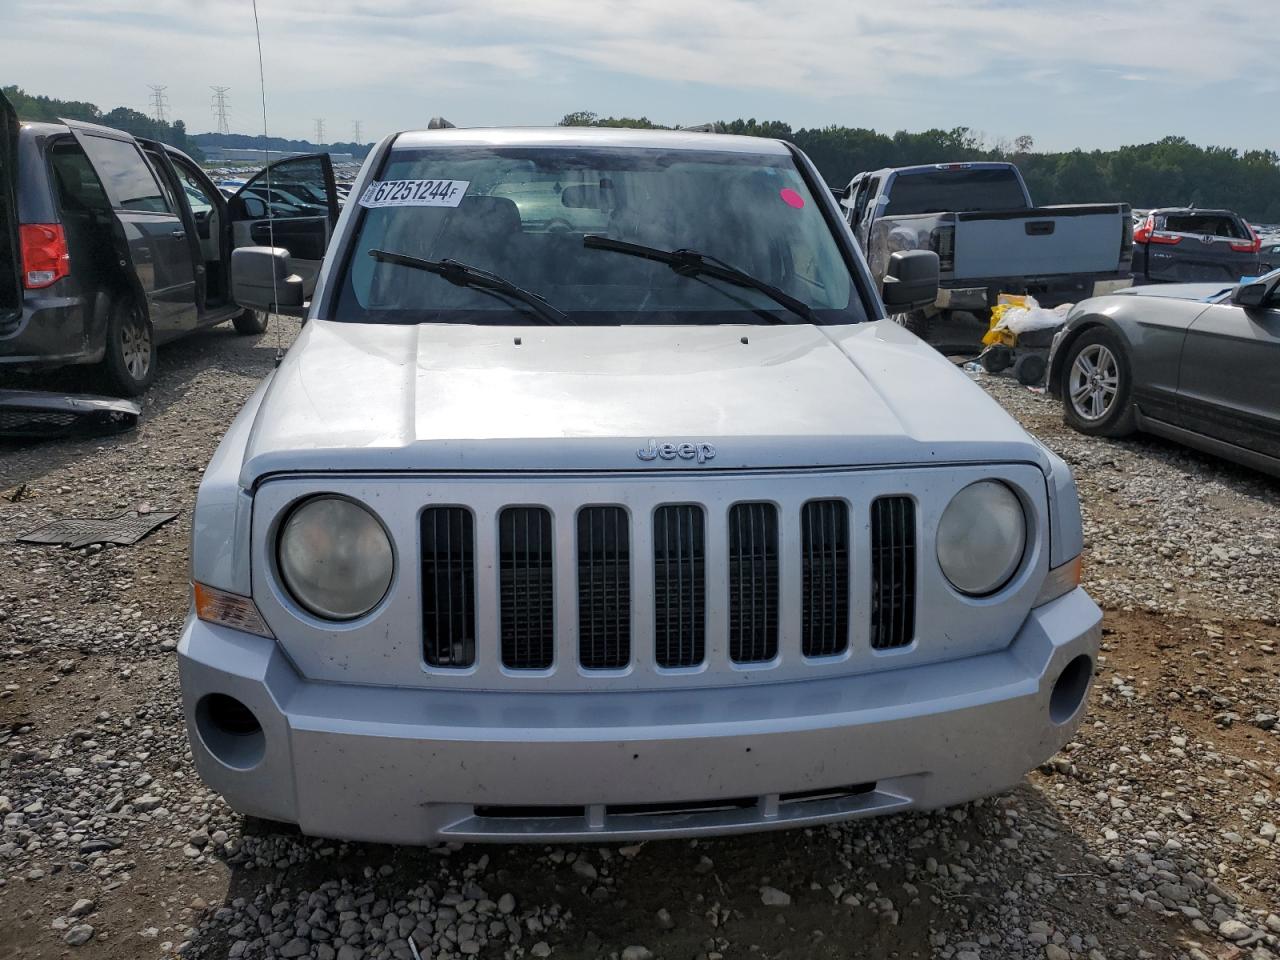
[{"left": 179, "top": 127, "right": 1100, "bottom": 844}]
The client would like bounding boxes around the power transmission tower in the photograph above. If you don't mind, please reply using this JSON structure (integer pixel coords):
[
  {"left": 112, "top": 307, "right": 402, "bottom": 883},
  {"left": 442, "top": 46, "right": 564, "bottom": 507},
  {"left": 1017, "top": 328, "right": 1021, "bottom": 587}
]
[
  {"left": 210, "top": 86, "right": 231, "bottom": 135},
  {"left": 352, "top": 119, "right": 362, "bottom": 144},
  {"left": 313, "top": 118, "right": 326, "bottom": 146},
  {"left": 147, "top": 85, "right": 169, "bottom": 125}
]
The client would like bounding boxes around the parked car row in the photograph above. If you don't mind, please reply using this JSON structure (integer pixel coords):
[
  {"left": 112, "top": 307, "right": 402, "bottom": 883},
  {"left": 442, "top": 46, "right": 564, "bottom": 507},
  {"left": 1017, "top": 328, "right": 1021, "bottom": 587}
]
[{"left": 0, "top": 90, "right": 340, "bottom": 394}]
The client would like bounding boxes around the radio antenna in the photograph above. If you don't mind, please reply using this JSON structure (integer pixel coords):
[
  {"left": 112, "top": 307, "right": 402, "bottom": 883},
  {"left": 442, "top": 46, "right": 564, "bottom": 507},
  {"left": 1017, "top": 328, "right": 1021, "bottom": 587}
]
[{"left": 251, "top": 0, "right": 284, "bottom": 367}]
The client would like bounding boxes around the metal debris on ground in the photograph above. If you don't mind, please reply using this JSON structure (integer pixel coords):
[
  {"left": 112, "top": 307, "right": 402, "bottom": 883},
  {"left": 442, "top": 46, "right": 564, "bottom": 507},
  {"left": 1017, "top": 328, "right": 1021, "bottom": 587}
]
[
  {"left": 0, "top": 389, "right": 140, "bottom": 438},
  {"left": 17, "top": 510, "right": 179, "bottom": 549}
]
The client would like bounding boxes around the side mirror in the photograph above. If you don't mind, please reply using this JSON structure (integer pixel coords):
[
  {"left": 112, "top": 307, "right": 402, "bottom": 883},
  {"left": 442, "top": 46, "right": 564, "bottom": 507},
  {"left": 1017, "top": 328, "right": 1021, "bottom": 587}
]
[
  {"left": 232, "top": 246, "right": 307, "bottom": 317},
  {"left": 240, "top": 195, "right": 269, "bottom": 219},
  {"left": 882, "top": 249, "right": 940, "bottom": 310},
  {"left": 1232, "top": 278, "right": 1277, "bottom": 309}
]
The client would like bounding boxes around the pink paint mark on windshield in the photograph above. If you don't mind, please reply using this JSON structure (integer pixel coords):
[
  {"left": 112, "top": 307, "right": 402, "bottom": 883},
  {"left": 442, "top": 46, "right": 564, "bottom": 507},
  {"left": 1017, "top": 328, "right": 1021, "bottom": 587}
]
[{"left": 779, "top": 188, "right": 805, "bottom": 209}]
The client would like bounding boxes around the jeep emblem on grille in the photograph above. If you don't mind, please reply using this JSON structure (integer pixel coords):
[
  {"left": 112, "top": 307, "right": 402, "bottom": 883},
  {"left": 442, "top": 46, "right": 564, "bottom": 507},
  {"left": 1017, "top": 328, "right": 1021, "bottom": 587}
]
[{"left": 637, "top": 439, "right": 717, "bottom": 464}]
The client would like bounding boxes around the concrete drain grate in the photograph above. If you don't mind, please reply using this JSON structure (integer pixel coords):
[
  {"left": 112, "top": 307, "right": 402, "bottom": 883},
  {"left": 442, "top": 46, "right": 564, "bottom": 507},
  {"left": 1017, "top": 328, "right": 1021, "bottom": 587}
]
[{"left": 17, "top": 511, "right": 179, "bottom": 549}]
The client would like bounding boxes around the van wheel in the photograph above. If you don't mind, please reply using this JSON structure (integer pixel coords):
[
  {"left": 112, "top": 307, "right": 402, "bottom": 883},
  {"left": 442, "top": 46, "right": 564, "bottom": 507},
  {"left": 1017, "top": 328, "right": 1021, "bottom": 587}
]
[
  {"left": 102, "top": 298, "right": 156, "bottom": 396},
  {"left": 232, "top": 308, "right": 269, "bottom": 335},
  {"left": 891, "top": 309, "right": 931, "bottom": 339}
]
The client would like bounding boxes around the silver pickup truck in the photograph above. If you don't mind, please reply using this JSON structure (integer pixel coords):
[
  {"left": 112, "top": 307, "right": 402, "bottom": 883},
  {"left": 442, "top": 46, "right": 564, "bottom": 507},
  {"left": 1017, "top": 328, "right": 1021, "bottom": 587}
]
[{"left": 842, "top": 162, "right": 1133, "bottom": 340}]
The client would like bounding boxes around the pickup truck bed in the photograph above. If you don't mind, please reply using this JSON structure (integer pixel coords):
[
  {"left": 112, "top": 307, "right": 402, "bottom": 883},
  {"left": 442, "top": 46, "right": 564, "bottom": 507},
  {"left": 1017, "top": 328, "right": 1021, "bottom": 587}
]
[{"left": 844, "top": 163, "right": 1132, "bottom": 338}]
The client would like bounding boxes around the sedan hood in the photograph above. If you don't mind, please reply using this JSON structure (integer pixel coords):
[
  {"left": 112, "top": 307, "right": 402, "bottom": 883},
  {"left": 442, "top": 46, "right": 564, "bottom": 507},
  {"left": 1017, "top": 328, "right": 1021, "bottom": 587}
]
[
  {"left": 1116, "top": 282, "right": 1234, "bottom": 302},
  {"left": 238, "top": 319, "right": 1048, "bottom": 482}
]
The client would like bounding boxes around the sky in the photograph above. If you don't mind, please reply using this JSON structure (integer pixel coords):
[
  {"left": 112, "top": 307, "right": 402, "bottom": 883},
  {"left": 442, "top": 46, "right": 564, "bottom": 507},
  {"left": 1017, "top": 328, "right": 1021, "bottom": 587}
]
[{"left": 4, "top": 0, "right": 1278, "bottom": 153}]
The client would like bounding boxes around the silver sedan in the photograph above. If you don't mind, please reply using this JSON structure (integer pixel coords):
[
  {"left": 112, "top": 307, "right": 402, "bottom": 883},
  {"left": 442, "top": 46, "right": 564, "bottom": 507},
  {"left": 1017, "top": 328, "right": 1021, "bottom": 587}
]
[{"left": 1047, "top": 269, "right": 1280, "bottom": 477}]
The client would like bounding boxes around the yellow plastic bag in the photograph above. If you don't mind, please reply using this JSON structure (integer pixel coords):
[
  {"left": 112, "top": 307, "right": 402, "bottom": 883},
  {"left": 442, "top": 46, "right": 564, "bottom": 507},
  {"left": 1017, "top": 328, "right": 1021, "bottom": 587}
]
[{"left": 982, "top": 294, "right": 1040, "bottom": 346}]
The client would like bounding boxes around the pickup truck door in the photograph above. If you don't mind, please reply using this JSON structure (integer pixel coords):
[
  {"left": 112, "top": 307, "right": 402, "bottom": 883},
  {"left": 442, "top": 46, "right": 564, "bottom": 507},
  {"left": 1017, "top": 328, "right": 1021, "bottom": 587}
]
[
  {"left": 1176, "top": 294, "right": 1280, "bottom": 458},
  {"left": 231, "top": 153, "right": 339, "bottom": 296},
  {"left": 62, "top": 120, "right": 198, "bottom": 339},
  {"left": 1, "top": 90, "right": 20, "bottom": 327}
]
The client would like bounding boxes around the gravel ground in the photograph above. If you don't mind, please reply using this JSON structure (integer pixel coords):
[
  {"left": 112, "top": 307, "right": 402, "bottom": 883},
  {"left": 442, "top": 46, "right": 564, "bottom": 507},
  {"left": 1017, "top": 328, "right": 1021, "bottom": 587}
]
[{"left": 1, "top": 328, "right": 1277, "bottom": 960}]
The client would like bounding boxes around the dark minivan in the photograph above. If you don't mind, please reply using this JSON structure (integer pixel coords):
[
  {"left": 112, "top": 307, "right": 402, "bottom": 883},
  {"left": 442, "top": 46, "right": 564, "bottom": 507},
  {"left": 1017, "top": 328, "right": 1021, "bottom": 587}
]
[
  {"left": 1131, "top": 207, "right": 1262, "bottom": 286},
  {"left": 1, "top": 91, "right": 340, "bottom": 394}
]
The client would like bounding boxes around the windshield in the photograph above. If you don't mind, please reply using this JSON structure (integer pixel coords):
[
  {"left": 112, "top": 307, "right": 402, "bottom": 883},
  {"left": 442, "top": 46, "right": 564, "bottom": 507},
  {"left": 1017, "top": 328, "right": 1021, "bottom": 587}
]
[
  {"left": 332, "top": 145, "right": 866, "bottom": 326},
  {"left": 884, "top": 168, "right": 1029, "bottom": 215}
]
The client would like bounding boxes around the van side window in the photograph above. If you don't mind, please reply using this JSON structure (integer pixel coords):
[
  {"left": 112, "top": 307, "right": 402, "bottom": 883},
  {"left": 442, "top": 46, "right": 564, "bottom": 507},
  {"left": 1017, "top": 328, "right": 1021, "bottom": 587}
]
[
  {"left": 77, "top": 135, "right": 169, "bottom": 214},
  {"left": 49, "top": 144, "right": 112, "bottom": 216}
]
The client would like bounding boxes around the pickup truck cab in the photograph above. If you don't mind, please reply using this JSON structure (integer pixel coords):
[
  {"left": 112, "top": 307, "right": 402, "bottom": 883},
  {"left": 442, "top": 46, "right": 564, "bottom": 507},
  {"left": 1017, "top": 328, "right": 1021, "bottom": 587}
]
[
  {"left": 0, "top": 90, "right": 340, "bottom": 394},
  {"left": 180, "top": 127, "right": 1100, "bottom": 845},
  {"left": 842, "top": 162, "right": 1132, "bottom": 341}
]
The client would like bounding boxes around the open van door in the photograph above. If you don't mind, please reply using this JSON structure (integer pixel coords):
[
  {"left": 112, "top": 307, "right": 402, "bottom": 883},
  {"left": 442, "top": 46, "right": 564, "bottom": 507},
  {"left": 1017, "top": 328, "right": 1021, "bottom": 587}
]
[
  {"left": 230, "top": 153, "right": 339, "bottom": 296},
  {"left": 1, "top": 89, "right": 22, "bottom": 328}
]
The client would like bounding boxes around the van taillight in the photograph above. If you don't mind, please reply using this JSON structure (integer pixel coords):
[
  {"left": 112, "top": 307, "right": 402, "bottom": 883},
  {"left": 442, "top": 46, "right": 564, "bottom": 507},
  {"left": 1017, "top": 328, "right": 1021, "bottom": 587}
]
[
  {"left": 1133, "top": 215, "right": 1154, "bottom": 244},
  {"left": 929, "top": 225, "right": 955, "bottom": 272},
  {"left": 1230, "top": 223, "right": 1261, "bottom": 254},
  {"left": 20, "top": 224, "right": 71, "bottom": 289}
]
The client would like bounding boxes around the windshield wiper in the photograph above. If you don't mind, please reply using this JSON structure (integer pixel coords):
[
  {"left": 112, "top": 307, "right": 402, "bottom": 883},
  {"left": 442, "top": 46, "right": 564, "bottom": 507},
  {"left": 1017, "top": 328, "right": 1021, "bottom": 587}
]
[
  {"left": 583, "top": 235, "right": 815, "bottom": 323},
  {"left": 368, "top": 249, "right": 573, "bottom": 325}
]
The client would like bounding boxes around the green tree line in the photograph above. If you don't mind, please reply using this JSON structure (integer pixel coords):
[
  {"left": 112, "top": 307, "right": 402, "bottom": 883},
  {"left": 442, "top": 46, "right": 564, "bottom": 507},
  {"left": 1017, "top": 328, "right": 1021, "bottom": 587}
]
[
  {"left": 562, "top": 112, "right": 1280, "bottom": 223},
  {"left": 5, "top": 85, "right": 201, "bottom": 159}
]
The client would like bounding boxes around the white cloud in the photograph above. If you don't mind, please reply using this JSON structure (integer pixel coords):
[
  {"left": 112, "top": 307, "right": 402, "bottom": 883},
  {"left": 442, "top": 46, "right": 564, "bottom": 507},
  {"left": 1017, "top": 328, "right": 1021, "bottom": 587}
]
[{"left": 4, "top": 0, "right": 1276, "bottom": 144}]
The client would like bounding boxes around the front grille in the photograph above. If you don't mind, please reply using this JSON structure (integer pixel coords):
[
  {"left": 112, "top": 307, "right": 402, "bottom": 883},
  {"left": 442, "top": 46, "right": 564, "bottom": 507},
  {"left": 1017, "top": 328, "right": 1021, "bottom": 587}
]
[
  {"left": 728, "top": 502, "right": 778, "bottom": 663},
  {"left": 499, "top": 507, "right": 555, "bottom": 669},
  {"left": 870, "top": 496, "right": 916, "bottom": 649},
  {"left": 577, "top": 507, "right": 630, "bottom": 669},
  {"left": 801, "top": 499, "right": 850, "bottom": 657},
  {"left": 653, "top": 505, "right": 705, "bottom": 668},
  {"left": 421, "top": 507, "right": 477, "bottom": 667},
  {"left": 417, "top": 489, "right": 932, "bottom": 673}
]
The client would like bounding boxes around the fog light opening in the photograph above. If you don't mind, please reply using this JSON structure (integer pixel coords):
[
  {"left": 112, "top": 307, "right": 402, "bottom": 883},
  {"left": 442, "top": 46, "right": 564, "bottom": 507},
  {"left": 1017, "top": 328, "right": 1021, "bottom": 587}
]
[
  {"left": 196, "top": 693, "right": 265, "bottom": 770},
  {"left": 1049, "top": 655, "right": 1093, "bottom": 725}
]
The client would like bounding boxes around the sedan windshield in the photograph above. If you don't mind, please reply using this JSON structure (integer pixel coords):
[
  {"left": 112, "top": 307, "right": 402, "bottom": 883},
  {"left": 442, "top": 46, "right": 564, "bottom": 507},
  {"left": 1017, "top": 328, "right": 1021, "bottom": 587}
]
[{"left": 332, "top": 144, "right": 866, "bottom": 325}]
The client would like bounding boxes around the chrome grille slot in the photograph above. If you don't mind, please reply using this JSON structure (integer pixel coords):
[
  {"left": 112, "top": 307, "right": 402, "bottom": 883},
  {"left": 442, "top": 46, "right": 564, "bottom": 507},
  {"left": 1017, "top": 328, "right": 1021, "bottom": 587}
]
[
  {"left": 870, "top": 496, "right": 916, "bottom": 650},
  {"left": 577, "top": 507, "right": 631, "bottom": 670},
  {"left": 728, "top": 502, "right": 778, "bottom": 663},
  {"left": 421, "top": 507, "right": 476, "bottom": 667},
  {"left": 653, "top": 505, "right": 706, "bottom": 668},
  {"left": 801, "top": 499, "right": 850, "bottom": 658},
  {"left": 499, "top": 507, "right": 555, "bottom": 669}
]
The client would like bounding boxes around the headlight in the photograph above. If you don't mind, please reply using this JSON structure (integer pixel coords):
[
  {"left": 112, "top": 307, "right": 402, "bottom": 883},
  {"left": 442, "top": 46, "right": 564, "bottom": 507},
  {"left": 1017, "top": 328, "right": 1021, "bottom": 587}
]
[
  {"left": 277, "top": 496, "right": 394, "bottom": 620},
  {"left": 936, "top": 481, "right": 1026, "bottom": 596}
]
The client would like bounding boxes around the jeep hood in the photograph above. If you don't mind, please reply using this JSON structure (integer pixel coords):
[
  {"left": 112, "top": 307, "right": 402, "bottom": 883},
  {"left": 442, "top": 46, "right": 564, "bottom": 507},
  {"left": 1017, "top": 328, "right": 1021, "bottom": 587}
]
[{"left": 238, "top": 319, "right": 1048, "bottom": 483}]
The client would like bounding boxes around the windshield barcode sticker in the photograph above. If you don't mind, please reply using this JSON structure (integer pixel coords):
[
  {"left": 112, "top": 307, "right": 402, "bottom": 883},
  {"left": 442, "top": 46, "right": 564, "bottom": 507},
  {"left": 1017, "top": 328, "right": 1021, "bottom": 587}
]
[{"left": 359, "top": 179, "right": 469, "bottom": 208}]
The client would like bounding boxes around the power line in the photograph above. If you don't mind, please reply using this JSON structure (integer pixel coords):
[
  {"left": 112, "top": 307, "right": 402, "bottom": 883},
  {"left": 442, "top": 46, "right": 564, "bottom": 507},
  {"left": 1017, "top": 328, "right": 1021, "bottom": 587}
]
[
  {"left": 210, "top": 86, "right": 231, "bottom": 135},
  {"left": 147, "top": 85, "right": 169, "bottom": 125},
  {"left": 352, "top": 119, "right": 362, "bottom": 144},
  {"left": 313, "top": 117, "right": 326, "bottom": 146}
]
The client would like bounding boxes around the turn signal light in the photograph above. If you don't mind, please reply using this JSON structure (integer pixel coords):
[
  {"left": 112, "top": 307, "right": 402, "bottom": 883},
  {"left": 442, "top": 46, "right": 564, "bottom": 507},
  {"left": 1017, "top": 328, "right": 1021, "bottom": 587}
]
[
  {"left": 194, "top": 583, "right": 275, "bottom": 639},
  {"left": 19, "top": 223, "right": 71, "bottom": 289},
  {"left": 1034, "top": 556, "right": 1083, "bottom": 607}
]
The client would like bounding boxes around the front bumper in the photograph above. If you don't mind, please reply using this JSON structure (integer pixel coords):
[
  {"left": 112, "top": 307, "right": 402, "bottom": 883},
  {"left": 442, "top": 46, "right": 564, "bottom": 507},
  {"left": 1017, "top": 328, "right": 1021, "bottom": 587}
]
[{"left": 178, "top": 589, "right": 1101, "bottom": 844}]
